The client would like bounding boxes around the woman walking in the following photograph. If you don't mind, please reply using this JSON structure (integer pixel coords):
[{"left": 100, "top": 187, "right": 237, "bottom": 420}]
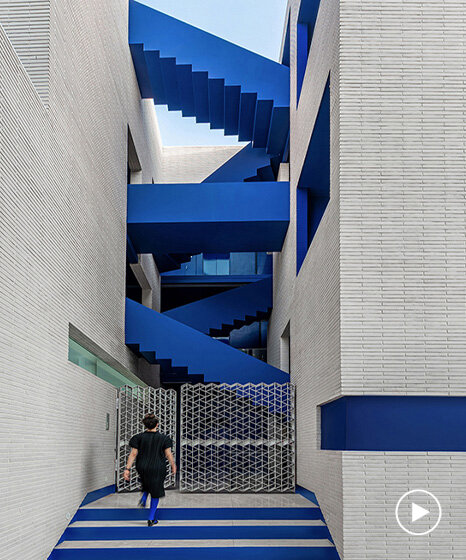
[{"left": 124, "top": 413, "right": 176, "bottom": 526}]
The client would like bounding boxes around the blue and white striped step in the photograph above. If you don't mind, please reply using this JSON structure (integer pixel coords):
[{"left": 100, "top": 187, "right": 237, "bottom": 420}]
[{"left": 49, "top": 493, "right": 339, "bottom": 559}]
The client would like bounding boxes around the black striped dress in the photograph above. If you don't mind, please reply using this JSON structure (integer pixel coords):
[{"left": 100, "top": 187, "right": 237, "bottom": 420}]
[{"left": 129, "top": 431, "right": 173, "bottom": 498}]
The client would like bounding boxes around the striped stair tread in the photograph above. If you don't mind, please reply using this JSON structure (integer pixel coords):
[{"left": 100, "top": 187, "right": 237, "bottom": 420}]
[
  {"left": 62, "top": 524, "right": 332, "bottom": 540},
  {"left": 50, "top": 546, "right": 339, "bottom": 559},
  {"left": 74, "top": 507, "right": 323, "bottom": 521}
]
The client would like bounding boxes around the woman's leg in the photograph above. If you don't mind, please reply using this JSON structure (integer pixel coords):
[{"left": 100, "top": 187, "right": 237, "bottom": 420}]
[
  {"left": 149, "top": 497, "right": 159, "bottom": 521},
  {"left": 140, "top": 492, "right": 148, "bottom": 507}
]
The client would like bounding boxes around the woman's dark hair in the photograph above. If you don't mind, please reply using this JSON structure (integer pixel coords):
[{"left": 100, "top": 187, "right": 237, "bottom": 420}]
[{"left": 143, "top": 413, "right": 159, "bottom": 430}]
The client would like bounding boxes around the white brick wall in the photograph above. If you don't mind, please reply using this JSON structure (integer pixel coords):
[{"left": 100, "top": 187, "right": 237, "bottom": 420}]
[
  {"left": 0, "top": 0, "right": 164, "bottom": 557},
  {"left": 268, "top": 0, "right": 344, "bottom": 551},
  {"left": 161, "top": 145, "right": 244, "bottom": 183},
  {"left": 338, "top": 1, "right": 466, "bottom": 558},
  {"left": 0, "top": 0, "right": 50, "bottom": 105},
  {"left": 270, "top": 0, "right": 466, "bottom": 558}
]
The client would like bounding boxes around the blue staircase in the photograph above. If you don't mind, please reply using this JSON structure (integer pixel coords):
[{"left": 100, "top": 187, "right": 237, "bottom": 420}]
[
  {"left": 48, "top": 492, "right": 339, "bottom": 559},
  {"left": 164, "top": 277, "right": 272, "bottom": 338},
  {"left": 126, "top": 298, "right": 287, "bottom": 385},
  {"left": 129, "top": 0, "right": 290, "bottom": 161}
]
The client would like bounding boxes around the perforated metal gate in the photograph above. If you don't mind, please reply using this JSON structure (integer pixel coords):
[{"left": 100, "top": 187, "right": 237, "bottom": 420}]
[
  {"left": 116, "top": 386, "right": 177, "bottom": 491},
  {"left": 180, "top": 383, "right": 296, "bottom": 492}
]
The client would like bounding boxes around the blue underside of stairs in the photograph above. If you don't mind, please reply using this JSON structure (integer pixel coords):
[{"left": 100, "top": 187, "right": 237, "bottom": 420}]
[
  {"left": 129, "top": 0, "right": 290, "bottom": 164},
  {"left": 126, "top": 298, "right": 288, "bottom": 384},
  {"left": 164, "top": 277, "right": 272, "bottom": 337}
]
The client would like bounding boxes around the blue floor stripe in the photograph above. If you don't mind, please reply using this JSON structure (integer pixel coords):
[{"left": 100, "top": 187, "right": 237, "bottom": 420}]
[
  {"left": 80, "top": 486, "right": 115, "bottom": 507},
  {"left": 74, "top": 507, "right": 323, "bottom": 521},
  {"left": 64, "top": 525, "right": 331, "bottom": 541},
  {"left": 296, "top": 485, "right": 319, "bottom": 507},
  {"left": 50, "top": 547, "right": 339, "bottom": 560}
]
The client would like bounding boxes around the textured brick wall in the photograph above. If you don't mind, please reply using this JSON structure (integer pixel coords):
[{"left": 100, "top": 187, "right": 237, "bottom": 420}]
[
  {"left": 161, "top": 145, "right": 244, "bottom": 183},
  {"left": 0, "top": 0, "right": 163, "bottom": 557},
  {"left": 268, "top": 0, "right": 344, "bottom": 551},
  {"left": 339, "top": 1, "right": 466, "bottom": 558},
  {"left": 270, "top": 0, "right": 466, "bottom": 558},
  {"left": 0, "top": 0, "right": 50, "bottom": 105}
]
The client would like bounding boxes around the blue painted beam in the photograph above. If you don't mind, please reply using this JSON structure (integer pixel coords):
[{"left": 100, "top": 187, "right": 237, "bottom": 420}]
[
  {"left": 321, "top": 396, "right": 466, "bottom": 451},
  {"left": 161, "top": 275, "right": 270, "bottom": 285},
  {"left": 127, "top": 182, "right": 289, "bottom": 254}
]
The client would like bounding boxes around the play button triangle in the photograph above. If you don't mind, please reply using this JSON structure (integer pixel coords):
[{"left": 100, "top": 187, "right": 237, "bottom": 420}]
[{"left": 412, "top": 502, "right": 429, "bottom": 523}]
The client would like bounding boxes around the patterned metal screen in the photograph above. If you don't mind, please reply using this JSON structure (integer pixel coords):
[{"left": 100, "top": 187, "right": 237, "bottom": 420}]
[
  {"left": 116, "top": 386, "right": 177, "bottom": 492},
  {"left": 180, "top": 383, "right": 295, "bottom": 492}
]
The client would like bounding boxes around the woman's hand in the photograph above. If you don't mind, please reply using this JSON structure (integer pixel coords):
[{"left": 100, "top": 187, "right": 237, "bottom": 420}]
[
  {"left": 124, "top": 468, "right": 130, "bottom": 482},
  {"left": 171, "top": 463, "right": 177, "bottom": 475}
]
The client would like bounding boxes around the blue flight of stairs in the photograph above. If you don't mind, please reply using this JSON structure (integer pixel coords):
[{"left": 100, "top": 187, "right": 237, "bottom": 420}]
[
  {"left": 129, "top": 0, "right": 290, "bottom": 160},
  {"left": 126, "top": 298, "right": 287, "bottom": 385},
  {"left": 164, "top": 277, "right": 272, "bottom": 338},
  {"left": 49, "top": 495, "right": 339, "bottom": 559}
]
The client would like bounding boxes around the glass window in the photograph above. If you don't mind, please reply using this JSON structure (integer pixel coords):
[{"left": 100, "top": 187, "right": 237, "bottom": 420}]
[{"left": 68, "top": 338, "right": 141, "bottom": 388}]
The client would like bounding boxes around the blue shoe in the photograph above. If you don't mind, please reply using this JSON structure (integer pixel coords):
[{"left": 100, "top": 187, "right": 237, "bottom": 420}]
[{"left": 147, "top": 519, "right": 158, "bottom": 527}]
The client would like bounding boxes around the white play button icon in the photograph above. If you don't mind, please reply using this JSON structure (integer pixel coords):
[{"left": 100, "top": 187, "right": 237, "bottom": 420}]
[
  {"left": 396, "top": 489, "right": 442, "bottom": 536},
  {"left": 411, "top": 502, "right": 429, "bottom": 523}
]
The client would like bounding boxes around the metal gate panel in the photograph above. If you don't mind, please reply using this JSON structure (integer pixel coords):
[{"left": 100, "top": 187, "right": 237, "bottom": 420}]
[
  {"left": 180, "top": 383, "right": 295, "bottom": 492},
  {"left": 116, "top": 385, "right": 177, "bottom": 492}
]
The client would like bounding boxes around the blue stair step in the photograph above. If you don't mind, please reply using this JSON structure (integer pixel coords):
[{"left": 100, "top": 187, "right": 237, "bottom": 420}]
[
  {"left": 160, "top": 57, "right": 181, "bottom": 110},
  {"left": 50, "top": 548, "right": 339, "bottom": 560},
  {"left": 193, "top": 71, "right": 209, "bottom": 123},
  {"left": 253, "top": 99, "right": 274, "bottom": 148},
  {"left": 143, "top": 50, "right": 166, "bottom": 104},
  {"left": 224, "top": 85, "right": 241, "bottom": 135},
  {"left": 63, "top": 525, "right": 331, "bottom": 541},
  {"left": 176, "top": 64, "right": 195, "bottom": 117},
  {"left": 208, "top": 78, "right": 225, "bottom": 129},
  {"left": 238, "top": 92, "right": 257, "bottom": 141},
  {"left": 267, "top": 106, "right": 290, "bottom": 155},
  {"left": 74, "top": 507, "right": 323, "bottom": 521}
]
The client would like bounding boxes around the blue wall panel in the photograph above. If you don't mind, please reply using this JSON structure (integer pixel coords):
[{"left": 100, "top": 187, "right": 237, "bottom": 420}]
[
  {"left": 296, "top": 23, "right": 309, "bottom": 105},
  {"left": 296, "top": 77, "right": 330, "bottom": 274},
  {"left": 321, "top": 396, "right": 466, "bottom": 451}
]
